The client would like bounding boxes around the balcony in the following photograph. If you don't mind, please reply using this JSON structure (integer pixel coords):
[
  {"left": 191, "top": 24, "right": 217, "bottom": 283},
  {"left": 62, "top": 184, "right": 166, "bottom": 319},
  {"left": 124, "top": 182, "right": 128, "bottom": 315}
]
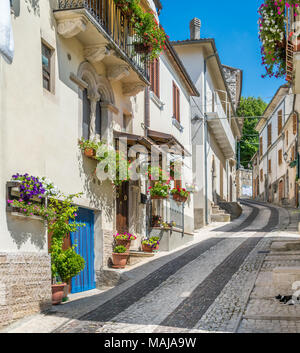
[
  {"left": 54, "top": 0, "right": 150, "bottom": 88},
  {"left": 206, "top": 94, "right": 235, "bottom": 159}
]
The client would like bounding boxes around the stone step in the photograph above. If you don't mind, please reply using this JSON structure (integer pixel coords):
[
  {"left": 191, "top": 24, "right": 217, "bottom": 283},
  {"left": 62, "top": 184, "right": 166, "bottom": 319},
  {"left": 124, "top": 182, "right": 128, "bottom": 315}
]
[
  {"left": 127, "top": 250, "right": 155, "bottom": 266},
  {"left": 212, "top": 208, "right": 226, "bottom": 215},
  {"left": 211, "top": 213, "right": 231, "bottom": 222}
]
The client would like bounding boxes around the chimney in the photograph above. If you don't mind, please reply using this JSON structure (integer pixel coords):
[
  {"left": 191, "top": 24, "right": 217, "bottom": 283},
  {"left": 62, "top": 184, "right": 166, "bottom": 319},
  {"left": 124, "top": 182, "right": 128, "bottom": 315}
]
[{"left": 190, "top": 18, "right": 201, "bottom": 40}]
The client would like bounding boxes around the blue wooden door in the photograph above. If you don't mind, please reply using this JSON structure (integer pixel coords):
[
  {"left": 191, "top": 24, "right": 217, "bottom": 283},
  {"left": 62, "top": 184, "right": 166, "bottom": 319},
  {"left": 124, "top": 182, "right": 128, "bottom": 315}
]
[{"left": 70, "top": 208, "right": 96, "bottom": 293}]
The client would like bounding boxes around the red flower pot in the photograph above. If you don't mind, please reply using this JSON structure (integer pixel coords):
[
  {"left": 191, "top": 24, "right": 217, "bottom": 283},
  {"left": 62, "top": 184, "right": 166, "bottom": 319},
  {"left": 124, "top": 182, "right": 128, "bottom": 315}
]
[
  {"left": 84, "top": 148, "right": 96, "bottom": 158},
  {"left": 115, "top": 239, "right": 131, "bottom": 251},
  {"left": 172, "top": 193, "right": 188, "bottom": 203},
  {"left": 142, "top": 244, "right": 154, "bottom": 253},
  {"left": 51, "top": 283, "right": 67, "bottom": 305},
  {"left": 112, "top": 253, "right": 129, "bottom": 268}
]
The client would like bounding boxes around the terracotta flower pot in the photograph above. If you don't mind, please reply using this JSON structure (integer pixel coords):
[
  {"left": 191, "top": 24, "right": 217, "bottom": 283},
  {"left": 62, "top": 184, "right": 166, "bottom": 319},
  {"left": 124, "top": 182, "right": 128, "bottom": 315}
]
[
  {"left": 172, "top": 193, "right": 188, "bottom": 203},
  {"left": 112, "top": 253, "right": 129, "bottom": 268},
  {"left": 142, "top": 244, "right": 156, "bottom": 253},
  {"left": 115, "top": 239, "right": 131, "bottom": 251},
  {"left": 84, "top": 148, "right": 96, "bottom": 158},
  {"left": 51, "top": 283, "right": 66, "bottom": 305},
  {"left": 151, "top": 195, "right": 169, "bottom": 200}
]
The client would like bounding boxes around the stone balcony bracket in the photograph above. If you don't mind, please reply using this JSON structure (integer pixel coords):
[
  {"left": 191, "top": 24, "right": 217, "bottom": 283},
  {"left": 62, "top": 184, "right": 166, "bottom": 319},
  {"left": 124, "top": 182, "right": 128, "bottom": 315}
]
[
  {"left": 122, "top": 82, "right": 145, "bottom": 97},
  {"left": 107, "top": 65, "right": 130, "bottom": 82},
  {"left": 55, "top": 12, "right": 88, "bottom": 39},
  {"left": 84, "top": 44, "right": 113, "bottom": 64}
]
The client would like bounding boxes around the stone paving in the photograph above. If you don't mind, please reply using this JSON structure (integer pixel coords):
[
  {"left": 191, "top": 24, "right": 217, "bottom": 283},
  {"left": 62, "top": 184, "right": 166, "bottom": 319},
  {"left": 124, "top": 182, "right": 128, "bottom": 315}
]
[{"left": 3, "top": 200, "right": 300, "bottom": 333}]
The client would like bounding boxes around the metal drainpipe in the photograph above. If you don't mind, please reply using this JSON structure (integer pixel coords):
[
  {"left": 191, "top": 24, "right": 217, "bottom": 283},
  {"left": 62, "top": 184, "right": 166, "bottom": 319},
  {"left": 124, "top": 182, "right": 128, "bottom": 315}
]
[
  {"left": 204, "top": 52, "right": 217, "bottom": 225},
  {"left": 144, "top": 86, "right": 151, "bottom": 237}
]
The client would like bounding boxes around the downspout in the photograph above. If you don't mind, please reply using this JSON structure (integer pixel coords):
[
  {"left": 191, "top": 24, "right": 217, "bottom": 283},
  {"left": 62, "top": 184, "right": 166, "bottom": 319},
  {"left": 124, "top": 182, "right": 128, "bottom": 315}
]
[
  {"left": 144, "top": 86, "right": 150, "bottom": 137},
  {"left": 204, "top": 52, "right": 217, "bottom": 225},
  {"left": 293, "top": 94, "right": 300, "bottom": 208},
  {"left": 144, "top": 86, "right": 151, "bottom": 237}
]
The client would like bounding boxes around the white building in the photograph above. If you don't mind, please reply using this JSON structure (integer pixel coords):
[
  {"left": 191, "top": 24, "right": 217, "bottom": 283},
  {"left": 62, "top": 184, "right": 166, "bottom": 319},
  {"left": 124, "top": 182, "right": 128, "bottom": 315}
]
[{"left": 172, "top": 18, "right": 243, "bottom": 228}]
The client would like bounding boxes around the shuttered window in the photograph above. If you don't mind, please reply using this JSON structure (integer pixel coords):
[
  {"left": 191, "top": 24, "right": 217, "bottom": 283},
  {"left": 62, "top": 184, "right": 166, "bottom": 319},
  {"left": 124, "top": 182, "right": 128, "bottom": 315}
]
[
  {"left": 286, "top": 130, "right": 289, "bottom": 146},
  {"left": 293, "top": 113, "right": 297, "bottom": 135},
  {"left": 260, "top": 169, "right": 263, "bottom": 182},
  {"left": 268, "top": 123, "right": 272, "bottom": 147},
  {"left": 150, "top": 58, "right": 160, "bottom": 98},
  {"left": 278, "top": 110, "right": 283, "bottom": 135},
  {"left": 278, "top": 149, "right": 283, "bottom": 165},
  {"left": 259, "top": 137, "right": 263, "bottom": 157},
  {"left": 173, "top": 82, "right": 180, "bottom": 123},
  {"left": 268, "top": 160, "right": 272, "bottom": 173}
]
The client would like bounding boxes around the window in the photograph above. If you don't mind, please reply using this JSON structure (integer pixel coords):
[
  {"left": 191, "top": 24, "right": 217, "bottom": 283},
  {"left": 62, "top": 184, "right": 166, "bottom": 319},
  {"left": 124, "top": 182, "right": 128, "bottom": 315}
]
[
  {"left": 259, "top": 137, "right": 263, "bottom": 158},
  {"left": 260, "top": 169, "right": 263, "bottom": 182},
  {"left": 286, "top": 130, "right": 289, "bottom": 146},
  {"left": 150, "top": 58, "right": 160, "bottom": 98},
  {"left": 267, "top": 123, "right": 272, "bottom": 147},
  {"left": 278, "top": 149, "right": 283, "bottom": 165},
  {"left": 278, "top": 110, "right": 283, "bottom": 135},
  {"left": 293, "top": 113, "right": 297, "bottom": 135},
  {"left": 173, "top": 82, "right": 180, "bottom": 123},
  {"left": 42, "top": 42, "right": 53, "bottom": 92},
  {"left": 268, "top": 160, "right": 272, "bottom": 174}
]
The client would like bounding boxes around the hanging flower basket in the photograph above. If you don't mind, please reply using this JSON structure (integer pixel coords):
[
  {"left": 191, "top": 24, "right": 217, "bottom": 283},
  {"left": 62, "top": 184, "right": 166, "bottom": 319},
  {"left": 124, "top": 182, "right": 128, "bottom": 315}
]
[
  {"left": 171, "top": 187, "right": 190, "bottom": 203},
  {"left": 172, "top": 193, "right": 188, "bottom": 203},
  {"left": 134, "top": 42, "right": 152, "bottom": 55},
  {"left": 151, "top": 195, "right": 169, "bottom": 200}
]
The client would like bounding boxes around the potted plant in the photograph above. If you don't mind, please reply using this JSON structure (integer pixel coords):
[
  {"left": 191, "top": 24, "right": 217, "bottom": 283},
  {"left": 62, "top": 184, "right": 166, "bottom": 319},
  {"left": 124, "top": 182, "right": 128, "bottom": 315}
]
[
  {"left": 51, "top": 242, "right": 85, "bottom": 303},
  {"left": 149, "top": 182, "right": 170, "bottom": 200},
  {"left": 152, "top": 215, "right": 162, "bottom": 227},
  {"left": 142, "top": 237, "right": 160, "bottom": 252},
  {"left": 78, "top": 137, "right": 103, "bottom": 159},
  {"left": 113, "top": 232, "right": 137, "bottom": 250},
  {"left": 48, "top": 193, "right": 86, "bottom": 305},
  {"left": 112, "top": 245, "right": 129, "bottom": 268},
  {"left": 51, "top": 281, "right": 67, "bottom": 305},
  {"left": 171, "top": 187, "right": 190, "bottom": 203}
]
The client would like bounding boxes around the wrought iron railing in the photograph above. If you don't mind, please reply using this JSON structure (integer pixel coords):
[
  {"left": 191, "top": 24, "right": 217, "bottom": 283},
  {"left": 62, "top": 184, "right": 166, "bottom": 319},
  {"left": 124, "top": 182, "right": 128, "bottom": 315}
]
[{"left": 57, "top": 0, "right": 150, "bottom": 81}]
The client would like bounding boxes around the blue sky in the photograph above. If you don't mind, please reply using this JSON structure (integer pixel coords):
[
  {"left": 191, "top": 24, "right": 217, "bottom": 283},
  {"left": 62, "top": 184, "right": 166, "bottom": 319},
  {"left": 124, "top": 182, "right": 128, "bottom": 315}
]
[{"left": 159, "top": 0, "right": 285, "bottom": 103}]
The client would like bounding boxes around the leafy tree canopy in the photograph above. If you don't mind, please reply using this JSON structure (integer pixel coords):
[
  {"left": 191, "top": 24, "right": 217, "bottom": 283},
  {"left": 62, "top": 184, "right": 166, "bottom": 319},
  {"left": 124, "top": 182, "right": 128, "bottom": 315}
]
[{"left": 236, "top": 97, "right": 267, "bottom": 169}]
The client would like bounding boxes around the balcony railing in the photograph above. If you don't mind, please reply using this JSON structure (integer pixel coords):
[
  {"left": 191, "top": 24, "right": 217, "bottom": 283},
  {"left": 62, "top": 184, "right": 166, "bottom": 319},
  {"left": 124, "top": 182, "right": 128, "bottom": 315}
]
[{"left": 57, "top": 0, "right": 150, "bottom": 81}]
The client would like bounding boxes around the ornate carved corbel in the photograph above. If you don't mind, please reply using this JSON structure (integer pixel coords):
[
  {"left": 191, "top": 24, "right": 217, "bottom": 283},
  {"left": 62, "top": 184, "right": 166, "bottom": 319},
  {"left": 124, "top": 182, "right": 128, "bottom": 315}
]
[
  {"left": 84, "top": 45, "right": 112, "bottom": 63},
  {"left": 122, "top": 82, "right": 145, "bottom": 97},
  {"left": 107, "top": 65, "right": 130, "bottom": 82}
]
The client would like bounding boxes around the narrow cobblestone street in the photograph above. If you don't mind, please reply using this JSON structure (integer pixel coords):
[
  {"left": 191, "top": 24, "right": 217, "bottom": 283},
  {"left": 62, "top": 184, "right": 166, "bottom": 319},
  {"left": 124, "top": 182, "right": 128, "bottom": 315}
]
[{"left": 38, "top": 200, "right": 295, "bottom": 334}]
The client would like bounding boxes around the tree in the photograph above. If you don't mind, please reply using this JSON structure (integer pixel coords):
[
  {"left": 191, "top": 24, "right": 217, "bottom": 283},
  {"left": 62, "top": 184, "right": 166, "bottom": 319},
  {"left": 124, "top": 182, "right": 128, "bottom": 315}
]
[{"left": 236, "top": 97, "right": 267, "bottom": 169}]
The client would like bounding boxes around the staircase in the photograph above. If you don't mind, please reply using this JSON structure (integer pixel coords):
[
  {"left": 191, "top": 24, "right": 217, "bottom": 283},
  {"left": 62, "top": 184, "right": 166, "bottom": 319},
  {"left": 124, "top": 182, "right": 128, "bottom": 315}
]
[{"left": 211, "top": 204, "right": 231, "bottom": 223}]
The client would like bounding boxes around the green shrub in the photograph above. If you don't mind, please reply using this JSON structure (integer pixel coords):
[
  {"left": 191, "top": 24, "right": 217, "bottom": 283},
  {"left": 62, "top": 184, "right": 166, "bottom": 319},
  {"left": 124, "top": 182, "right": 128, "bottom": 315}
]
[{"left": 113, "top": 245, "right": 128, "bottom": 253}]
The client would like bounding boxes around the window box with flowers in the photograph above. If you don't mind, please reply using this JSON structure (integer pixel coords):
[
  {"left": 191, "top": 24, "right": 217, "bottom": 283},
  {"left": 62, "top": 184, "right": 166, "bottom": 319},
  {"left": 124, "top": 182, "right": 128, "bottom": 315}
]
[
  {"left": 171, "top": 187, "right": 190, "bottom": 203},
  {"left": 149, "top": 182, "right": 170, "bottom": 199}
]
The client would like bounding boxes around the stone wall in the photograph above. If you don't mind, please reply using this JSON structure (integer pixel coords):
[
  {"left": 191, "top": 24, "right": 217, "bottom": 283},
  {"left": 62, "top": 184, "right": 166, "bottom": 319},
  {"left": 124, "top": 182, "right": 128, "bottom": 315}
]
[{"left": 0, "top": 252, "right": 52, "bottom": 329}]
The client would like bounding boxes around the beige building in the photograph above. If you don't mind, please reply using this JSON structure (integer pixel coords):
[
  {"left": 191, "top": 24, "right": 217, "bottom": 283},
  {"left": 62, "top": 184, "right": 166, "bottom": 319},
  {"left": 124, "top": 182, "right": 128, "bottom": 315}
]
[
  {"left": 253, "top": 85, "right": 299, "bottom": 207},
  {"left": 0, "top": 0, "right": 202, "bottom": 328}
]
